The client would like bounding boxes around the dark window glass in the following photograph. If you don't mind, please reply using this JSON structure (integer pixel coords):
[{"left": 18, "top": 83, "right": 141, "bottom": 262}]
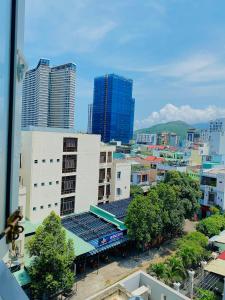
[{"left": 60, "top": 196, "right": 75, "bottom": 216}]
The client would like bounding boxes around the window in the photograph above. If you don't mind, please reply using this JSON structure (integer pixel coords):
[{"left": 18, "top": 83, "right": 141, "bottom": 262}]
[
  {"left": 98, "top": 185, "right": 104, "bottom": 200},
  {"left": 42, "top": 159, "right": 46, "bottom": 163},
  {"left": 33, "top": 207, "right": 36, "bottom": 211},
  {"left": 49, "top": 182, "right": 52, "bottom": 185},
  {"left": 48, "top": 204, "right": 51, "bottom": 208},
  {"left": 63, "top": 137, "right": 78, "bottom": 152},
  {"left": 57, "top": 159, "right": 60, "bottom": 162},
  {"left": 56, "top": 180, "right": 59, "bottom": 184},
  {"left": 117, "top": 188, "right": 121, "bottom": 196},
  {"left": 107, "top": 168, "right": 111, "bottom": 182},
  {"left": 107, "top": 152, "right": 112, "bottom": 162},
  {"left": 61, "top": 175, "right": 76, "bottom": 194},
  {"left": 106, "top": 184, "right": 110, "bottom": 197},
  {"left": 117, "top": 171, "right": 121, "bottom": 179},
  {"left": 40, "top": 206, "right": 44, "bottom": 209},
  {"left": 34, "top": 183, "right": 38, "bottom": 187},
  {"left": 50, "top": 159, "right": 53, "bottom": 163},
  {"left": 60, "top": 196, "right": 75, "bottom": 216},
  {"left": 99, "top": 168, "right": 105, "bottom": 183},
  {"left": 100, "top": 152, "right": 106, "bottom": 163},
  {"left": 34, "top": 159, "right": 38, "bottom": 164},
  {"left": 62, "top": 155, "right": 77, "bottom": 173},
  {"left": 41, "top": 182, "right": 45, "bottom": 186},
  {"left": 55, "top": 203, "right": 58, "bottom": 206}
]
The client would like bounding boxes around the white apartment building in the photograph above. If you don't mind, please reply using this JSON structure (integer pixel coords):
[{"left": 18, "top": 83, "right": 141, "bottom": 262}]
[
  {"left": 200, "top": 168, "right": 225, "bottom": 210},
  {"left": 136, "top": 133, "right": 157, "bottom": 145},
  {"left": 20, "top": 129, "right": 131, "bottom": 222},
  {"left": 22, "top": 59, "right": 76, "bottom": 129},
  {"left": 209, "top": 118, "right": 225, "bottom": 156},
  {"left": 21, "top": 128, "right": 101, "bottom": 222}
]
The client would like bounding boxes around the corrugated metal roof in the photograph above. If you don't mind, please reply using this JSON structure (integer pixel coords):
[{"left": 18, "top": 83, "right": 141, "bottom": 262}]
[{"left": 205, "top": 259, "right": 225, "bottom": 276}]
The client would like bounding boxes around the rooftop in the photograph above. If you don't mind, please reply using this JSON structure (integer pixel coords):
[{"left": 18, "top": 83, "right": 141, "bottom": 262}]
[
  {"left": 98, "top": 198, "right": 132, "bottom": 222},
  {"left": 61, "top": 212, "right": 121, "bottom": 243},
  {"left": 203, "top": 168, "right": 225, "bottom": 175}
]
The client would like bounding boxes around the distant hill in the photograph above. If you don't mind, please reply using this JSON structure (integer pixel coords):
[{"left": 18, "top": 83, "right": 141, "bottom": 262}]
[
  {"left": 193, "top": 122, "right": 209, "bottom": 130},
  {"left": 134, "top": 120, "right": 190, "bottom": 139}
]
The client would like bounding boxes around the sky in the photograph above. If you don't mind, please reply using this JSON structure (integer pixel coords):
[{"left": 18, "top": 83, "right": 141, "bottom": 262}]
[{"left": 25, "top": 0, "right": 225, "bottom": 131}]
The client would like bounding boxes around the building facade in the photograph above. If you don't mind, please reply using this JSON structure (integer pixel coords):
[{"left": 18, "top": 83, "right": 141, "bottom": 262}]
[
  {"left": 209, "top": 119, "right": 225, "bottom": 156},
  {"left": 136, "top": 133, "right": 157, "bottom": 145},
  {"left": 22, "top": 59, "right": 76, "bottom": 129},
  {"left": 20, "top": 129, "right": 131, "bottom": 222},
  {"left": 200, "top": 168, "right": 225, "bottom": 211},
  {"left": 92, "top": 74, "right": 135, "bottom": 144},
  {"left": 87, "top": 103, "right": 93, "bottom": 133}
]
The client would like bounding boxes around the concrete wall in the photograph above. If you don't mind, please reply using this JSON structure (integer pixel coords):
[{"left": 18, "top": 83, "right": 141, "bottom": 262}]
[
  {"left": 111, "top": 161, "right": 131, "bottom": 201},
  {"left": 21, "top": 130, "right": 100, "bottom": 222}
]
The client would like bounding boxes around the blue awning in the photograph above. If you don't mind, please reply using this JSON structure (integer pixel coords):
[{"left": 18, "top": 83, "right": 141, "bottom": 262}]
[{"left": 88, "top": 236, "right": 129, "bottom": 256}]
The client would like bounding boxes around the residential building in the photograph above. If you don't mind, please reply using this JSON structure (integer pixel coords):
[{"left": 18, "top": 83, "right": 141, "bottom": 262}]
[
  {"left": 87, "top": 270, "right": 190, "bottom": 300},
  {"left": 200, "top": 168, "right": 225, "bottom": 211},
  {"left": 92, "top": 74, "right": 135, "bottom": 144},
  {"left": 136, "top": 133, "right": 157, "bottom": 145},
  {"left": 186, "top": 128, "right": 200, "bottom": 144},
  {"left": 200, "top": 129, "right": 210, "bottom": 143},
  {"left": 98, "top": 144, "right": 115, "bottom": 204},
  {"left": 131, "top": 165, "right": 157, "bottom": 186},
  {"left": 209, "top": 118, "right": 225, "bottom": 156},
  {"left": 22, "top": 59, "right": 76, "bottom": 129},
  {"left": 21, "top": 128, "right": 101, "bottom": 222},
  {"left": 20, "top": 129, "right": 131, "bottom": 222},
  {"left": 169, "top": 132, "right": 179, "bottom": 147},
  {"left": 48, "top": 63, "right": 76, "bottom": 128},
  {"left": 87, "top": 103, "right": 93, "bottom": 133}
]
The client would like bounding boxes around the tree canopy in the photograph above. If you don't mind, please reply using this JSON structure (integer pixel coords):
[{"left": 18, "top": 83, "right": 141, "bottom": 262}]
[
  {"left": 196, "top": 214, "right": 225, "bottom": 237},
  {"left": 27, "top": 211, "right": 75, "bottom": 299},
  {"left": 126, "top": 181, "right": 185, "bottom": 248},
  {"left": 164, "top": 171, "right": 201, "bottom": 219}
]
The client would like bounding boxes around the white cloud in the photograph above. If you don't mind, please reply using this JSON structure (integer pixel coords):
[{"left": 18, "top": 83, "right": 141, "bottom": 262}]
[{"left": 136, "top": 104, "right": 225, "bottom": 128}]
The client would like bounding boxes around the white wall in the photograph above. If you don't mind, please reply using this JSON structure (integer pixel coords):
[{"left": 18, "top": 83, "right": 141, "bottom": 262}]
[
  {"left": 75, "top": 134, "right": 100, "bottom": 213},
  {"left": 21, "top": 130, "right": 100, "bottom": 222},
  {"left": 111, "top": 160, "right": 131, "bottom": 201}
]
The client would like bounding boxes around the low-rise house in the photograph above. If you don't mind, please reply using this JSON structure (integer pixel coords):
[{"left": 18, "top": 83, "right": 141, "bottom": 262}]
[{"left": 200, "top": 167, "right": 225, "bottom": 211}]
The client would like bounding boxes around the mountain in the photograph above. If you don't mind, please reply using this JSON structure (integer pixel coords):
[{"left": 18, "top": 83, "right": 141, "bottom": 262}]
[
  {"left": 193, "top": 123, "right": 209, "bottom": 130},
  {"left": 134, "top": 120, "right": 190, "bottom": 139}
]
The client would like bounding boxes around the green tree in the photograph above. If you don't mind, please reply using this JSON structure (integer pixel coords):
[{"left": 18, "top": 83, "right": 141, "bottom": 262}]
[
  {"left": 166, "top": 256, "right": 186, "bottom": 281},
  {"left": 154, "top": 183, "right": 184, "bottom": 238},
  {"left": 196, "top": 214, "right": 225, "bottom": 237},
  {"left": 196, "top": 289, "right": 216, "bottom": 300},
  {"left": 125, "top": 191, "right": 161, "bottom": 248},
  {"left": 164, "top": 171, "right": 201, "bottom": 219},
  {"left": 27, "top": 212, "right": 75, "bottom": 299},
  {"left": 130, "top": 185, "right": 144, "bottom": 197}
]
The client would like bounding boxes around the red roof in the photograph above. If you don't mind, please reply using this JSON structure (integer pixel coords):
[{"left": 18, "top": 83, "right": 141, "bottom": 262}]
[
  {"left": 145, "top": 156, "right": 165, "bottom": 163},
  {"left": 218, "top": 251, "right": 225, "bottom": 260}
]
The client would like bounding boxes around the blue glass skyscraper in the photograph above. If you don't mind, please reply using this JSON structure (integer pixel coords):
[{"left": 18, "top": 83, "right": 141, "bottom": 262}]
[{"left": 92, "top": 74, "right": 135, "bottom": 144}]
